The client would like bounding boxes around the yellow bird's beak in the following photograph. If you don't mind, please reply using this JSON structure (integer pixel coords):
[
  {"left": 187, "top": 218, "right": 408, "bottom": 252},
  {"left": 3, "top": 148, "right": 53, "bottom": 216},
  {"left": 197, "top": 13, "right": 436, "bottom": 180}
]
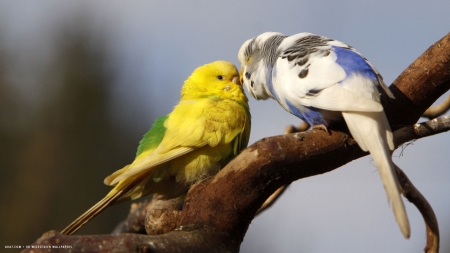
[
  {"left": 232, "top": 76, "right": 241, "bottom": 85},
  {"left": 239, "top": 66, "right": 244, "bottom": 85}
]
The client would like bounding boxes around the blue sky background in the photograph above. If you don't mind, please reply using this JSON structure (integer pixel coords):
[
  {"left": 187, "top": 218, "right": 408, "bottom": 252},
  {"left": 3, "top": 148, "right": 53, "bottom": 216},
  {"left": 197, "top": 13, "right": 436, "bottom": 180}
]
[{"left": 1, "top": 1, "right": 449, "bottom": 252}]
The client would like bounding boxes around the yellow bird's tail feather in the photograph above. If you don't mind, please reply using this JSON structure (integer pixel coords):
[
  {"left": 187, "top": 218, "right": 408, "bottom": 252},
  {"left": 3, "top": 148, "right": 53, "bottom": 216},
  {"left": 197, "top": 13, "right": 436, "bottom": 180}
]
[
  {"left": 60, "top": 190, "right": 121, "bottom": 235},
  {"left": 60, "top": 171, "right": 148, "bottom": 235}
]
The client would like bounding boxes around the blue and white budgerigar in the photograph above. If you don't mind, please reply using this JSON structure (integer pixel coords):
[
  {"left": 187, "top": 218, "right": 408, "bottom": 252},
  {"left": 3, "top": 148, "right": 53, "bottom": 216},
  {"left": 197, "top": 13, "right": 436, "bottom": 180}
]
[{"left": 238, "top": 32, "right": 410, "bottom": 238}]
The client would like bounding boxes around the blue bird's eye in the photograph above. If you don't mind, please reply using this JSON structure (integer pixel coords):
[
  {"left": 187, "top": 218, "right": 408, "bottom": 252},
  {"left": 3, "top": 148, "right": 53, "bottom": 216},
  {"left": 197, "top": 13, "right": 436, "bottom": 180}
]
[{"left": 217, "top": 75, "right": 224, "bottom": 80}]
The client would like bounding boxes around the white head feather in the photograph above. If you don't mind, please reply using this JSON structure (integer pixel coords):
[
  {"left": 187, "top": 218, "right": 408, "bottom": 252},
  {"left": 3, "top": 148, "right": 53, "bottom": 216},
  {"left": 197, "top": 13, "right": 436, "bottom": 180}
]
[{"left": 238, "top": 32, "right": 285, "bottom": 100}]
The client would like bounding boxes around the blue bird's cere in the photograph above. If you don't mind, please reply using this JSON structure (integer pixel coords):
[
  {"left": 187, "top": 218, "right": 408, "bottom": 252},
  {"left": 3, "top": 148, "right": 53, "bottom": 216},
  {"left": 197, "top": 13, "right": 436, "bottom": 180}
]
[{"left": 238, "top": 32, "right": 410, "bottom": 238}]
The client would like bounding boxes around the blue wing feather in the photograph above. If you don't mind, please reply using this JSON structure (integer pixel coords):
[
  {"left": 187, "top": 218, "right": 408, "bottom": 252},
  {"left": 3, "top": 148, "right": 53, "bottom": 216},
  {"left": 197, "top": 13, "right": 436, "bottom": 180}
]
[{"left": 333, "top": 46, "right": 379, "bottom": 82}]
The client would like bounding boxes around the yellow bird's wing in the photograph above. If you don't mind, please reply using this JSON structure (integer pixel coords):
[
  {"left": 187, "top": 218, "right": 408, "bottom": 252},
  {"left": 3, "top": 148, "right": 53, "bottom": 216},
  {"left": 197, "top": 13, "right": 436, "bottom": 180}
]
[{"left": 110, "top": 98, "right": 248, "bottom": 185}]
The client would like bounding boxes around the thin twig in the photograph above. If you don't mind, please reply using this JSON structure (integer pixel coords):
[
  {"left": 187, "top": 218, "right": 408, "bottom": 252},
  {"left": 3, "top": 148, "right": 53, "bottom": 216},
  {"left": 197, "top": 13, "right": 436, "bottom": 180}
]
[
  {"left": 394, "top": 165, "right": 439, "bottom": 253},
  {"left": 256, "top": 184, "right": 290, "bottom": 214},
  {"left": 285, "top": 121, "right": 310, "bottom": 133},
  {"left": 422, "top": 95, "right": 450, "bottom": 119},
  {"left": 393, "top": 115, "right": 450, "bottom": 148}
]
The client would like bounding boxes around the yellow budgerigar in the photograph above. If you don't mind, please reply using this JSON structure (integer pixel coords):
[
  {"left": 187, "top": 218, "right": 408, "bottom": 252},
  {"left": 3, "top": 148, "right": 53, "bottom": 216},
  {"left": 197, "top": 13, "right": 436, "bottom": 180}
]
[{"left": 61, "top": 61, "right": 251, "bottom": 235}]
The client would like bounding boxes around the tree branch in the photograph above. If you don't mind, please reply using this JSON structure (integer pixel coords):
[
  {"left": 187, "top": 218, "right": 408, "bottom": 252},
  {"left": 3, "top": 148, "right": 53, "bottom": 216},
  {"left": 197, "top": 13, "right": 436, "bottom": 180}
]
[
  {"left": 23, "top": 33, "right": 450, "bottom": 253},
  {"left": 382, "top": 32, "right": 450, "bottom": 129},
  {"left": 423, "top": 95, "right": 450, "bottom": 119},
  {"left": 110, "top": 200, "right": 149, "bottom": 235},
  {"left": 394, "top": 164, "right": 440, "bottom": 253}
]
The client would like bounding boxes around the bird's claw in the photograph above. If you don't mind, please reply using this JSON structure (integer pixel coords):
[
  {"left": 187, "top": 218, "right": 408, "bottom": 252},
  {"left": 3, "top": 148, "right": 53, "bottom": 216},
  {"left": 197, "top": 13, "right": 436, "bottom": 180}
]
[{"left": 312, "top": 124, "right": 331, "bottom": 134}]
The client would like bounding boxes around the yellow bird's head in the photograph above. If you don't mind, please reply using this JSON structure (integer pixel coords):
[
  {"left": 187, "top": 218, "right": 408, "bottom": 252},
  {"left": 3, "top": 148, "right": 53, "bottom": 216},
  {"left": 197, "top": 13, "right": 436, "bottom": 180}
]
[{"left": 181, "top": 61, "right": 248, "bottom": 103}]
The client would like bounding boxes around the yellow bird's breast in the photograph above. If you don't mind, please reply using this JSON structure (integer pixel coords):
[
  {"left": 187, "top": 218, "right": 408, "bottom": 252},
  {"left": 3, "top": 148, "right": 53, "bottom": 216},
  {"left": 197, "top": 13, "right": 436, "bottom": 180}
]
[
  {"left": 162, "top": 97, "right": 249, "bottom": 185},
  {"left": 164, "top": 98, "right": 248, "bottom": 148}
]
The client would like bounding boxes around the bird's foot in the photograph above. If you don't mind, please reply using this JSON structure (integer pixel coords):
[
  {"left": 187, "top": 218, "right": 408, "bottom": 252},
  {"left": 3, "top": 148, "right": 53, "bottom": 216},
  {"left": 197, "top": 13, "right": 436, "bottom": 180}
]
[{"left": 312, "top": 124, "right": 331, "bottom": 134}]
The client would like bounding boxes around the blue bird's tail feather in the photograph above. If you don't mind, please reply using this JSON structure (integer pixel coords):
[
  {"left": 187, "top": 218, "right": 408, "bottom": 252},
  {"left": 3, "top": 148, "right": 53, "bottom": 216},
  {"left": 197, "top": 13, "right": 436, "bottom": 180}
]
[{"left": 342, "top": 111, "right": 410, "bottom": 238}]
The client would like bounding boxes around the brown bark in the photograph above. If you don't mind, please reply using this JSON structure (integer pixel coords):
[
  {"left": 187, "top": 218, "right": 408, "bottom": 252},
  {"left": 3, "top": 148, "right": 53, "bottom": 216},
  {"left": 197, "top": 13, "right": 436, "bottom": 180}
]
[
  {"left": 145, "top": 195, "right": 183, "bottom": 235},
  {"left": 110, "top": 200, "right": 149, "bottom": 235},
  {"left": 23, "top": 33, "right": 450, "bottom": 253},
  {"left": 382, "top": 33, "right": 450, "bottom": 129}
]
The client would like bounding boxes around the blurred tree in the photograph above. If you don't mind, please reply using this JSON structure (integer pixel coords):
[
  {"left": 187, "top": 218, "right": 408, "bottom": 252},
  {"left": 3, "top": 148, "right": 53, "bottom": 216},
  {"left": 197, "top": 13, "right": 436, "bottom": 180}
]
[
  {"left": 0, "top": 32, "right": 29, "bottom": 246},
  {"left": 0, "top": 21, "right": 148, "bottom": 246}
]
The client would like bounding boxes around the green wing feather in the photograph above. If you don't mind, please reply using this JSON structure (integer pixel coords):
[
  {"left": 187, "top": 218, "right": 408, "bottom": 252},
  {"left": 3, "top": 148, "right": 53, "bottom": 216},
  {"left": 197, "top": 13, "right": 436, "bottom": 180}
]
[
  {"left": 136, "top": 115, "right": 168, "bottom": 157},
  {"left": 103, "top": 115, "right": 168, "bottom": 186}
]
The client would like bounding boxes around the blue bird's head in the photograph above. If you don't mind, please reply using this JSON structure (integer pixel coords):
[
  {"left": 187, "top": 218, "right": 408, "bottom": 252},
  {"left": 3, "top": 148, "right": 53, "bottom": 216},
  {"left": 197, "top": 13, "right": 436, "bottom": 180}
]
[{"left": 238, "top": 32, "right": 285, "bottom": 100}]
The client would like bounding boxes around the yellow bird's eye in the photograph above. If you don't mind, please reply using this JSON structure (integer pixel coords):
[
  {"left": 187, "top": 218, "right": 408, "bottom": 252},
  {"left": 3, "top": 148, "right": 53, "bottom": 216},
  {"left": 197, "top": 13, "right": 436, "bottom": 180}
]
[{"left": 217, "top": 75, "right": 224, "bottom": 80}]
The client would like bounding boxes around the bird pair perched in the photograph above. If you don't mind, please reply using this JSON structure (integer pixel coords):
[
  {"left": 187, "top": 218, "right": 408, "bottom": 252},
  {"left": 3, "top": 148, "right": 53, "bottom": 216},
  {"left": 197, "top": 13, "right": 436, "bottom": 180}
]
[{"left": 61, "top": 32, "right": 410, "bottom": 239}]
